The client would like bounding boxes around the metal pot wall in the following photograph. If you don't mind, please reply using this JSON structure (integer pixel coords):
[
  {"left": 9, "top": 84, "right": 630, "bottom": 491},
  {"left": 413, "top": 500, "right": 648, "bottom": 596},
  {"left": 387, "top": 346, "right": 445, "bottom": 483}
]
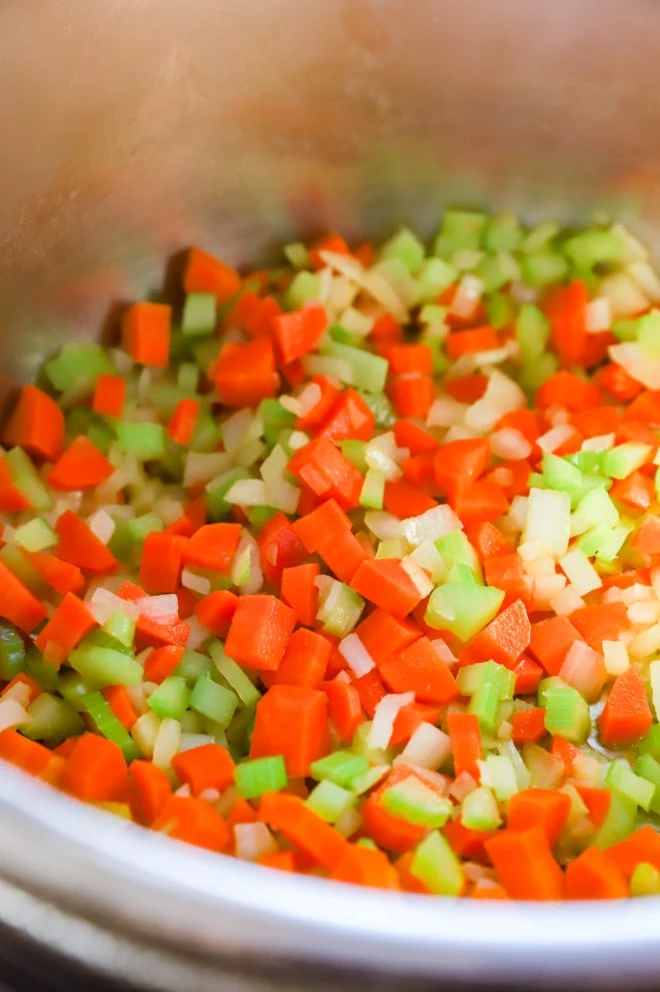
[{"left": 2, "top": 1, "right": 660, "bottom": 988}]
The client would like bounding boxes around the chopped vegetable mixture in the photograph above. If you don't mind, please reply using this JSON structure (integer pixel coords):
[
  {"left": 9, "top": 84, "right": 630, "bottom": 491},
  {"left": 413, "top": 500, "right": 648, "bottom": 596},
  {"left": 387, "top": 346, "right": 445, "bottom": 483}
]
[{"left": 5, "top": 213, "right": 660, "bottom": 899}]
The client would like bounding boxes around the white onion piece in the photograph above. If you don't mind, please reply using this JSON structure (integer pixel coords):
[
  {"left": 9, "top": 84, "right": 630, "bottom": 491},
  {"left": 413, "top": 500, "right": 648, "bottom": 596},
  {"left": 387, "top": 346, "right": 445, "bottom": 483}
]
[
  {"left": 401, "top": 723, "right": 452, "bottom": 769},
  {"left": 368, "top": 692, "right": 415, "bottom": 750},
  {"left": 364, "top": 511, "right": 403, "bottom": 542},
  {"left": 584, "top": 297, "right": 611, "bottom": 333},
  {"left": 185, "top": 452, "right": 233, "bottom": 488},
  {"left": 629, "top": 260, "right": 660, "bottom": 303},
  {"left": 401, "top": 506, "right": 462, "bottom": 547},
  {"left": 297, "top": 382, "right": 322, "bottom": 418},
  {"left": 137, "top": 595, "right": 179, "bottom": 621},
  {"left": 490, "top": 428, "right": 532, "bottom": 460},
  {"left": 222, "top": 409, "right": 253, "bottom": 453},
  {"left": 523, "top": 488, "right": 571, "bottom": 558},
  {"left": 449, "top": 275, "right": 484, "bottom": 320},
  {"left": 464, "top": 370, "right": 525, "bottom": 434},
  {"left": 599, "top": 272, "right": 648, "bottom": 318},
  {"left": 609, "top": 342, "right": 660, "bottom": 389},
  {"left": 260, "top": 445, "right": 288, "bottom": 486},
  {"left": 278, "top": 394, "right": 301, "bottom": 415},
  {"left": 550, "top": 585, "right": 586, "bottom": 616},
  {"left": 581, "top": 433, "right": 615, "bottom": 452},
  {"left": 234, "top": 823, "right": 277, "bottom": 861},
  {"left": 426, "top": 395, "right": 468, "bottom": 428},
  {"left": 558, "top": 548, "right": 602, "bottom": 595},
  {"left": 338, "top": 634, "right": 375, "bottom": 677},
  {"left": 87, "top": 509, "right": 116, "bottom": 545},
  {"left": 152, "top": 717, "right": 181, "bottom": 772},
  {"left": 181, "top": 568, "right": 211, "bottom": 596},
  {"left": 224, "top": 479, "right": 268, "bottom": 507},
  {"left": 0, "top": 699, "right": 28, "bottom": 733},
  {"left": 537, "top": 424, "right": 575, "bottom": 453},
  {"left": 88, "top": 587, "right": 139, "bottom": 625},
  {"left": 400, "top": 559, "right": 434, "bottom": 598}
]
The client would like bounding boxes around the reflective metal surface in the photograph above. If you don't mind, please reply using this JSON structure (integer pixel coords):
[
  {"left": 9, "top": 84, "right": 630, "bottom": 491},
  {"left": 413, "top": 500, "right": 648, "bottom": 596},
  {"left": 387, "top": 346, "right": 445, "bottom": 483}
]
[{"left": 2, "top": 0, "right": 660, "bottom": 987}]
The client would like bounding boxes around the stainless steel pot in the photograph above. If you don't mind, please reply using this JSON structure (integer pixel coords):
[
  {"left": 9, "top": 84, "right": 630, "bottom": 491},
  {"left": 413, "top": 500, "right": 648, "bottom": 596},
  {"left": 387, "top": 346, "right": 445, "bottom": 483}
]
[{"left": 2, "top": 1, "right": 660, "bottom": 988}]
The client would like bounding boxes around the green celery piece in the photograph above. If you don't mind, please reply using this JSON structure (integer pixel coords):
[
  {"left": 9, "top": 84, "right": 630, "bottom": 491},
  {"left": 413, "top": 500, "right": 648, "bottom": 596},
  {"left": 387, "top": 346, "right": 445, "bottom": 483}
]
[
  {"left": 82, "top": 691, "right": 140, "bottom": 761},
  {"left": 419, "top": 303, "right": 448, "bottom": 327},
  {"left": 409, "top": 538, "right": 448, "bottom": 584},
  {"left": 178, "top": 362, "right": 200, "bottom": 392},
  {"left": 147, "top": 676, "right": 191, "bottom": 720},
  {"left": 5, "top": 447, "right": 53, "bottom": 511},
  {"left": 577, "top": 523, "right": 628, "bottom": 562},
  {"left": 379, "top": 228, "right": 426, "bottom": 274},
  {"left": 521, "top": 251, "right": 568, "bottom": 287},
  {"left": 246, "top": 506, "right": 279, "bottom": 530},
  {"left": 317, "top": 583, "right": 364, "bottom": 638},
  {"left": 537, "top": 676, "right": 565, "bottom": 707},
  {"left": 190, "top": 673, "right": 238, "bottom": 728},
  {"left": 67, "top": 408, "right": 116, "bottom": 453},
  {"left": 457, "top": 660, "right": 514, "bottom": 698},
  {"left": 21, "top": 692, "right": 84, "bottom": 744},
  {"left": 376, "top": 539, "right": 408, "bottom": 559},
  {"left": 520, "top": 220, "right": 560, "bottom": 254},
  {"left": 637, "top": 311, "right": 660, "bottom": 358},
  {"left": 116, "top": 422, "right": 166, "bottom": 461},
  {"left": 543, "top": 685, "right": 590, "bottom": 744},
  {"left": 467, "top": 663, "right": 515, "bottom": 732},
  {"left": 474, "top": 253, "right": 510, "bottom": 293},
  {"left": 527, "top": 472, "right": 545, "bottom": 490},
  {"left": 176, "top": 649, "right": 212, "bottom": 685},
  {"left": 359, "top": 468, "right": 385, "bottom": 510},
  {"left": 209, "top": 641, "right": 261, "bottom": 707},
  {"left": 572, "top": 486, "right": 619, "bottom": 533},
  {"left": 14, "top": 518, "right": 57, "bottom": 553},
  {"left": 520, "top": 351, "right": 558, "bottom": 392},
  {"left": 635, "top": 754, "right": 660, "bottom": 815},
  {"left": 85, "top": 629, "right": 135, "bottom": 655},
  {"left": 639, "top": 725, "right": 660, "bottom": 760},
  {"left": 434, "top": 210, "right": 487, "bottom": 257},
  {"left": 102, "top": 611, "right": 136, "bottom": 649},
  {"left": 350, "top": 764, "right": 390, "bottom": 795},
  {"left": 0, "top": 544, "right": 46, "bottom": 594},
  {"left": 605, "top": 760, "right": 655, "bottom": 811},
  {"left": 148, "top": 382, "right": 192, "bottom": 420},
  {"left": 593, "top": 791, "right": 638, "bottom": 849},
  {"left": 190, "top": 408, "right": 223, "bottom": 453},
  {"left": 58, "top": 671, "right": 94, "bottom": 711},
  {"left": 487, "top": 291, "right": 517, "bottom": 330},
  {"left": 235, "top": 755, "right": 287, "bottom": 799},
  {"left": 357, "top": 390, "right": 397, "bottom": 429},
  {"left": 225, "top": 703, "right": 257, "bottom": 761},
  {"left": 45, "top": 344, "right": 114, "bottom": 392},
  {"left": 382, "top": 778, "right": 452, "bottom": 828},
  {"left": 127, "top": 512, "right": 164, "bottom": 548},
  {"left": 516, "top": 304, "right": 550, "bottom": 362},
  {"left": 168, "top": 329, "right": 195, "bottom": 365},
  {"left": 485, "top": 211, "right": 522, "bottom": 252},
  {"left": 69, "top": 643, "right": 142, "bottom": 687},
  {"left": 461, "top": 786, "right": 502, "bottom": 831},
  {"left": 0, "top": 623, "right": 25, "bottom": 681},
  {"left": 309, "top": 750, "right": 369, "bottom": 788},
  {"left": 320, "top": 339, "right": 388, "bottom": 393},
  {"left": 192, "top": 336, "right": 221, "bottom": 374},
  {"left": 182, "top": 292, "right": 216, "bottom": 337},
  {"left": 25, "top": 650, "right": 60, "bottom": 691},
  {"left": 410, "top": 830, "right": 464, "bottom": 896},
  {"left": 436, "top": 530, "right": 482, "bottom": 579},
  {"left": 424, "top": 583, "right": 503, "bottom": 642},
  {"left": 602, "top": 442, "right": 653, "bottom": 479},
  {"left": 541, "top": 452, "right": 585, "bottom": 505},
  {"left": 306, "top": 780, "right": 356, "bottom": 822},
  {"left": 329, "top": 325, "right": 364, "bottom": 348},
  {"left": 339, "top": 440, "right": 368, "bottom": 473},
  {"left": 108, "top": 518, "right": 135, "bottom": 562},
  {"left": 564, "top": 450, "right": 603, "bottom": 473},
  {"left": 416, "top": 258, "right": 457, "bottom": 302},
  {"left": 283, "top": 271, "right": 321, "bottom": 311},
  {"left": 630, "top": 862, "right": 660, "bottom": 897},
  {"left": 563, "top": 228, "right": 625, "bottom": 269},
  {"left": 357, "top": 838, "right": 378, "bottom": 850},
  {"left": 611, "top": 318, "right": 639, "bottom": 342},
  {"left": 283, "top": 241, "right": 309, "bottom": 269},
  {"left": 351, "top": 723, "right": 393, "bottom": 767},
  {"left": 205, "top": 467, "right": 250, "bottom": 520}
]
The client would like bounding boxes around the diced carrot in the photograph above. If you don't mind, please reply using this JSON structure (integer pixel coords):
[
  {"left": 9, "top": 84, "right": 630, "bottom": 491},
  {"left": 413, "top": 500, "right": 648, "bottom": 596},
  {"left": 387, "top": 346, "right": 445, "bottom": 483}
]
[
  {"left": 151, "top": 795, "right": 230, "bottom": 852},
  {"left": 0, "top": 559, "right": 48, "bottom": 633},
  {"left": 122, "top": 302, "right": 171, "bottom": 367},
  {"left": 117, "top": 580, "right": 191, "bottom": 649},
  {"left": 295, "top": 376, "right": 339, "bottom": 431},
  {"left": 1, "top": 673, "right": 41, "bottom": 704},
  {"left": 629, "top": 516, "right": 660, "bottom": 557},
  {"left": 485, "top": 826, "right": 564, "bottom": 901},
  {"left": 624, "top": 388, "right": 660, "bottom": 424},
  {"left": 143, "top": 645, "right": 186, "bottom": 684},
  {"left": 599, "top": 665, "right": 653, "bottom": 745},
  {"left": 389, "top": 376, "right": 436, "bottom": 419},
  {"left": 35, "top": 593, "right": 96, "bottom": 668},
  {"left": 351, "top": 558, "right": 427, "bottom": 618},
  {"left": 308, "top": 234, "right": 351, "bottom": 270},
  {"left": 433, "top": 438, "right": 491, "bottom": 501},
  {"left": 447, "top": 712, "right": 482, "bottom": 781},
  {"left": 536, "top": 370, "right": 601, "bottom": 412},
  {"left": 167, "top": 398, "right": 200, "bottom": 447},
  {"left": 280, "top": 563, "right": 319, "bottom": 627},
  {"left": 182, "top": 523, "right": 241, "bottom": 575},
  {"left": 331, "top": 844, "right": 401, "bottom": 890},
  {"left": 171, "top": 743, "right": 235, "bottom": 794},
  {"left": 353, "top": 668, "right": 387, "bottom": 718},
  {"left": 570, "top": 602, "right": 630, "bottom": 650},
  {"left": 102, "top": 685, "right": 138, "bottom": 730},
  {"left": 225, "top": 595, "right": 296, "bottom": 672},
  {"left": 444, "top": 374, "right": 487, "bottom": 403},
  {"left": 92, "top": 374, "right": 126, "bottom": 418},
  {"left": 128, "top": 760, "right": 172, "bottom": 825},
  {"left": 54, "top": 510, "right": 118, "bottom": 574},
  {"left": 138, "top": 532, "right": 188, "bottom": 594},
  {"left": 210, "top": 337, "right": 279, "bottom": 407},
  {"left": 259, "top": 792, "right": 348, "bottom": 867},
  {"left": 61, "top": 734, "right": 128, "bottom": 802},
  {"left": 379, "top": 636, "right": 459, "bottom": 704},
  {"left": 3, "top": 385, "right": 64, "bottom": 461},
  {"left": 510, "top": 707, "right": 546, "bottom": 744},
  {"left": 565, "top": 846, "right": 628, "bottom": 900},
  {"left": 262, "top": 628, "right": 331, "bottom": 689},
  {"left": 528, "top": 616, "right": 583, "bottom": 676},
  {"left": 273, "top": 304, "right": 329, "bottom": 364},
  {"left": 226, "top": 797, "right": 259, "bottom": 830},
  {"left": 355, "top": 609, "right": 420, "bottom": 665},
  {"left": 390, "top": 702, "right": 442, "bottom": 747},
  {"left": 468, "top": 599, "right": 531, "bottom": 669},
  {"left": 0, "top": 729, "right": 53, "bottom": 775},
  {"left": 258, "top": 513, "right": 306, "bottom": 586},
  {"left": 512, "top": 655, "right": 544, "bottom": 695},
  {"left": 250, "top": 685, "right": 329, "bottom": 777},
  {"left": 321, "top": 678, "right": 363, "bottom": 742},
  {"left": 183, "top": 247, "right": 241, "bottom": 302},
  {"left": 550, "top": 736, "right": 579, "bottom": 774},
  {"left": 610, "top": 471, "right": 655, "bottom": 511},
  {"left": 443, "top": 819, "right": 494, "bottom": 859},
  {"left": 507, "top": 788, "right": 571, "bottom": 847},
  {"left": 47, "top": 436, "right": 114, "bottom": 491},
  {"left": 194, "top": 590, "right": 239, "bottom": 639},
  {"left": 256, "top": 851, "right": 295, "bottom": 872},
  {"left": 483, "top": 553, "right": 530, "bottom": 609},
  {"left": 317, "top": 388, "right": 375, "bottom": 442},
  {"left": 383, "top": 478, "right": 437, "bottom": 518},
  {"left": 605, "top": 826, "right": 660, "bottom": 877},
  {"left": 316, "top": 529, "right": 370, "bottom": 585},
  {"left": 575, "top": 786, "right": 611, "bottom": 830},
  {"left": 596, "top": 362, "right": 643, "bottom": 402},
  {"left": 544, "top": 280, "right": 590, "bottom": 368},
  {"left": 289, "top": 438, "right": 364, "bottom": 511},
  {"left": 392, "top": 419, "right": 439, "bottom": 455},
  {"left": 0, "top": 455, "right": 31, "bottom": 512}
]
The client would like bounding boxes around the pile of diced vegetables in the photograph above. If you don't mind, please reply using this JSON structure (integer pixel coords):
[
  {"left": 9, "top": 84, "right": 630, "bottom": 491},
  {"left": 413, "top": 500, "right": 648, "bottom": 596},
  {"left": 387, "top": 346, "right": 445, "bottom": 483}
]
[{"left": 6, "top": 213, "right": 660, "bottom": 901}]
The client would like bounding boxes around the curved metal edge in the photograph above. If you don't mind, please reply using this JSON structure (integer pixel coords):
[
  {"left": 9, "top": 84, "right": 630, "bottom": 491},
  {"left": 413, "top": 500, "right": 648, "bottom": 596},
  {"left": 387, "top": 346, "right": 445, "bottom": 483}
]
[{"left": 0, "top": 765, "right": 659, "bottom": 988}]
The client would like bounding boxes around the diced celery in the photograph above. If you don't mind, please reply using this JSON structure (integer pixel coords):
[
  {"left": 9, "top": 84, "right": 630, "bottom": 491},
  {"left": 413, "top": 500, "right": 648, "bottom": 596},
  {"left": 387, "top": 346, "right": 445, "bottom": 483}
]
[
  {"left": 5, "top": 447, "right": 53, "bottom": 511},
  {"left": 416, "top": 258, "right": 457, "bottom": 302},
  {"left": 602, "top": 443, "right": 652, "bottom": 480},
  {"left": 478, "top": 755, "right": 519, "bottom": 800},
  {"left": 461, "top": 786, "right": 502, "bottom": 831},
  {"left": 116, "top": 422, "right": 167, "bottom": 461},
  {"left": 474, "top": 253, "right": 510, "bottom": 293},
  {"left": 309, "top": 750, "right": 369, "bottom": 788},
  {"left": 543, "top": 685, "right": 590, "bottom": 744},
  {"left": 205, "top": 467, "right": 250, "bottom": 520},
  {"left": 593, "top": 791, "right": 638, "bottom": 849},
  {"left": 69, "top": 644, "right": 143, "bottom": 687},
  {"left": 14, "top": 517, "right": 57, "bottom": 553},
  {"left": 182, "top": 293, "right": 216, "bottom": 337},
  {"left": 320, "top": 340, "right": 388, "bottom": 393},
  {"left": 306, "top": 780, "right": 356, "bottom": 822},
  {"left": 634, "top": 754, "right": 660, "bottom": 816},
  {"left": 542, "top": 453, "right": 585, "bottom": 505},
  {"left": 376, "top": 539, "right": 407, "bottom": 559},
  {"left": 339, "top": 440, "right": 368, "bottom": 473},
  {"left": 44, "top": 344, "right": 114, "bottom": 392},
  {"left": 82, "top": 691, "right": 140, "bottom": 761},
  {"left": 329, "top": 325, "right": 364, "bottom": 347},
  {"left": 0, "top": 545, "right": 45, "bottom": 594},
  {"left": 611, "top": 318, "right": 639, "bottom": 342},
  {"left": 485, "top": 211, "right": 522, "bottom": 252},
  {"left": 209, "top": 642, "right": 260, "bottom": 707},
  {"left": 466, "top": 662, "right": 515, "bottom": 732},
  {"left": 434, "top": 210, "right": 487, "bottom": 257},
  {"left": 190, "top": 674, "right": 238, "bottom": 728},
  {"left": 487, "top": 290, "right": 517, "bottom": 330},
  {"left": 605, "top": 760, "right": 655, "bottom": 811},
  {"left": 425, "top": 583, "right": 504, "bottom": 642},
  {"left": 563, "top": 229, "right": 625, "bottom": 269},
  {"left": 177, "top": 362, "right": 200, "bottom": 392},
  {"left": 67, "top": 408, "right": 116, "bottom": 453},
  {"left": 357, "top": 390, "right": 397, "bottom": 429},
  {"left": 521, "top": 251, "right": 568, "bottom": 287},
  {"left": 382, "top": 778, "right": 452, "bottom": 828},
  {"left": 350, "top": 764, "right": 390, "bottom": 795},
  {"left": 520, "top": 220, "right": 560, "bottom": 254},
  {"left": 102, "top": 611, "right": 135, "bottom": 649},
  {"left": 572, "top": 486, "right": 619, "bottom": 534},
  {"left": 21, "top": 692, "right": 84, "bottom": 744},
  {"left": 639, "top": 725, "right": 660, "bottom": 760},
  {"left": 359, "top": 468, "right": 385, "bottom": 510},
  {"left": 380, "top": 228, "right": 425, "bottom": 274},
  {"left": 317, "top": 582, "right": 364, "bottom": 638},
  {"left": 147, "top": 676, "right": 190, "bottom": 721},
  {"left": 516, "top": 304, "right": 550, "bottom": 362},
  {"left": 126, "top": 513, "right": 164, "bottom": 549},
  {"left": 410, "top": 830, "right": 465, "bottom": 896},
  {"left": 636, "top": 311, "right": 660, "bottom": 358},
  {"left": 283, "top": 271, "right": 321, "bottom": 311},
  {"left": 235, "top": 755, "right": 287, "bottom": 799},
  {"left": 148, "top": 381, "right": 192, "bottom": 420},
  {"left": 520, "top": 351, "right": 558, "bottom": 391},
  {"left": 436, "top": 530, "right": 482, "bottom": 579},
  {"left": 408, "top": 539, "right": 448, "bottom": 584},
  {"left": 58, "top": 671, "right": 94, "bottom": 711},
  {"left": 25, "top": 650, "right": 60, "bottom": 692},
  {"left": 0, "top": 623, "right": 26, "bottom": 681},
  {"left": 176, "top": 649, "right": 212, "bottom": 685},
  {"left": 578, "top": 523, "right": 629, "bottom": 562},
  {"left": 189, "top": 408, "right": 223, "bottom": 452},
  {"left": 351, "top": 723, "right": 393, "bottom": 767},
  {"left": 630, "top": 862, "right": 660, "bottom": 897}
]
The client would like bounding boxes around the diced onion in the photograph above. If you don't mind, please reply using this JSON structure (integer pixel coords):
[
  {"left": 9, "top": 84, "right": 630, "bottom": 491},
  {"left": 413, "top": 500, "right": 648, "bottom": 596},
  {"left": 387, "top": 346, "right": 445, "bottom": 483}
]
[
  {"left": 136, "top": 595, "right": 179, "bottom": 621},
  {"left": 279, "top": 394, "right": 301, "bottom": 415},
  {"left": 550, "top": 585, "right": 586, "bottom": 616},
  {"left": 400, "top": 559, "right": 434, "bottom": 598},
  {"left": 584, "top": 297, "right": 611, "bottom": 333},
  {"left": 338, "top": 634, "right": 375, "bottom": 677},
  {"left": 609, "top": 342, "right": 660, "bottom": 389},
  {"left": 464, "top": 370, "right": 525, "bottom": 434},
  {"left": 364, "top": 511, "right": 402, "bottom": 542},
  {"left": 87, "top": 509, "right": 116, "bottom": 545},
  {"left": 558, "top": 548, "right": 602, "bottom": 596},
  {"left": 224, "top": 479, "right": 268, "bottom": 507},
  {"left": 603, "top": 640, "right": 629, "bottom": 676},
  {"left": 234, "top": 823, "right": 277, "bottom": 861},
  {"left": 152, "top": 717, "right": 181, "bottom": 772},
  {"left": 629, "top": 260, "right": 660, "bottom": 303},
  {"left": 537, "top": 425, "right": 575, "bottom": 453},
  {"left": 628, "top": 600, "right": 660, "bottom": 625},
  {"left": 599, "top": 272, "right": 648, "bottom": 318},
  {"left": 181, "top": 568, "right": 211, "bottom": 596},
  {"left": 184, "top": 452, "right": 233, "bottom": 488},
  {"left": 400, "top": 723, "right": 452, "bottom": 769},
  {"left": 532, "top": 574, "right": 567, "bottom": 606},
  {"left": 581, "top": 433, "right": 615, "bottom": 452},
  {"left": 426, "top": 395, "right": 468, "bottom": 428},
  {"left": 490, "top": 428, "right": 532, "bottom": 460},
  {"left": 222, "top": 409, "right": 253, "bottom": 453},
  {"left": 368, "top": 692, "right": 415, "bottom": 750},
  {"left": 297, "top": 382, "right": 322, "bottom": 418},
  {"left": 88, "top": 587, "right": 140, "bottom": 625},
  {"left": 449, "top": 274, "right": 484, "bottom": 320},
  {"left": 401, "top": 506, "right": 462, "bottom": 547},
  {"left": 0, "top": 699, "right": 28, "bottom": 733}
]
